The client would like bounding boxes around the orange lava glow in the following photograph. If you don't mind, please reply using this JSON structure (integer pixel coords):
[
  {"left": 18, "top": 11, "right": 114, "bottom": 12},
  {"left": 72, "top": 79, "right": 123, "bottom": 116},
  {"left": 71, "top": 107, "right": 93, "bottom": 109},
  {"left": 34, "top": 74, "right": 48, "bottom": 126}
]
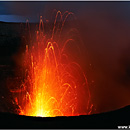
[{"left": 10, "top": 11, "right": 93, "bottom": 117}]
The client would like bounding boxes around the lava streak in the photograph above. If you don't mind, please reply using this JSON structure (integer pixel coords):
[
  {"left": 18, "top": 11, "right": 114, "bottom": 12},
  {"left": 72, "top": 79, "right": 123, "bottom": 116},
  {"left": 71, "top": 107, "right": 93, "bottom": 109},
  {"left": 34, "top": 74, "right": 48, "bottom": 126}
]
[{"left": 11, "top": 11, "right": 92, "bottom": 117}]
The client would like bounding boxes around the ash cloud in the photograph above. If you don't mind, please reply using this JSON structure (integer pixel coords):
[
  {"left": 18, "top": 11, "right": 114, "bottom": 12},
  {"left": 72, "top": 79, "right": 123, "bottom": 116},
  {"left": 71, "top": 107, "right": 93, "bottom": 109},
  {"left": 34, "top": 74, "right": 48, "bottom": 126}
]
[{"left": 76, "top": 2, "right": 130, "bottom": 113}]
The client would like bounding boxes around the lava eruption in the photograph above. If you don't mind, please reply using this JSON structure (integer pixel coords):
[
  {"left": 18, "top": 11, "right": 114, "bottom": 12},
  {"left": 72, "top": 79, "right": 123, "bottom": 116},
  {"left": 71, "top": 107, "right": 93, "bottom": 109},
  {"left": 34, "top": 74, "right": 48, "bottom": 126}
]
[{"left": 10, "top": 11, "right": 93, "bottom": 117}]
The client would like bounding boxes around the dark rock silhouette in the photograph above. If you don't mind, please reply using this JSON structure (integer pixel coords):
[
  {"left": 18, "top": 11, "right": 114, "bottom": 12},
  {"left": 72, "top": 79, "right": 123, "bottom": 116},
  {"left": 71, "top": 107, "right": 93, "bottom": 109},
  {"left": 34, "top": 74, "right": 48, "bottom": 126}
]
[{"left": 0, "top": 105, "right": 129, "bottom": 129}]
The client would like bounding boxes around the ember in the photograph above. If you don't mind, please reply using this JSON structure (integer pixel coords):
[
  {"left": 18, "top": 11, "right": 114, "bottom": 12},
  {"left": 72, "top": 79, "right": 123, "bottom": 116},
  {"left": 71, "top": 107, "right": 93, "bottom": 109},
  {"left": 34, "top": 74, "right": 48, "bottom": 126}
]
[{"left": 10, "top": 11, "right": 92, "bottom": 117}]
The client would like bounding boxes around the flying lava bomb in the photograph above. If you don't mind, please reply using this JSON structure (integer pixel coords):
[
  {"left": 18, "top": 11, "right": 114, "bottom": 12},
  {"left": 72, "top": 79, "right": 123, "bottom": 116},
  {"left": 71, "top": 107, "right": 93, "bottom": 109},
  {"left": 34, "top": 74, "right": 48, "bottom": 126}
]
[{"left": 10, "top": 11, "right": 93, "bottom": 117}]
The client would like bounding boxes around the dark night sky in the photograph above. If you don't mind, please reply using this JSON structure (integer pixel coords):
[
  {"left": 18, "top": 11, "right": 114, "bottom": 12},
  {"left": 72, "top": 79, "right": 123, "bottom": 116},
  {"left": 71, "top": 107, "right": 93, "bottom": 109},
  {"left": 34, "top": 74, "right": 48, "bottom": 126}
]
[
  {"left": 0, "top": 1, "right": 130, "bottom": 113},
  {"left": 0, "top": 2, "right": 130, "bottom": 22}
]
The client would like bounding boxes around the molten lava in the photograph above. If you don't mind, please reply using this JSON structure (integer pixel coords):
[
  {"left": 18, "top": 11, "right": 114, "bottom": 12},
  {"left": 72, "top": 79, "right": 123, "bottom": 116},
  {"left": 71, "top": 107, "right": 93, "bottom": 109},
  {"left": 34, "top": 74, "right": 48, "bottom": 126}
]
[{"left": 10, "top": 11, "right": 92, "bottom": 117}]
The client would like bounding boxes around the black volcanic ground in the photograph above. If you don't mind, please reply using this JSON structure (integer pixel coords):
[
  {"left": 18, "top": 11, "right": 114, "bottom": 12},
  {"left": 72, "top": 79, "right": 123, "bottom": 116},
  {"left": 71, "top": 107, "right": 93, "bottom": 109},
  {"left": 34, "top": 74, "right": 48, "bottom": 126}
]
[{"left": 0, "top": 105, "right": 129, "bottom": 128}]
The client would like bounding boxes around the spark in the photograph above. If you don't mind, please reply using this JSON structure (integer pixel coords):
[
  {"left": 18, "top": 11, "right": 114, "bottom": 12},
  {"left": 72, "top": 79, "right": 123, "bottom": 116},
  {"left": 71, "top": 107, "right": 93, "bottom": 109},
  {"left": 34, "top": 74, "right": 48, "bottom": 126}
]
[{"left": 10, "top": 11, "right": 92, "bottom": 117}]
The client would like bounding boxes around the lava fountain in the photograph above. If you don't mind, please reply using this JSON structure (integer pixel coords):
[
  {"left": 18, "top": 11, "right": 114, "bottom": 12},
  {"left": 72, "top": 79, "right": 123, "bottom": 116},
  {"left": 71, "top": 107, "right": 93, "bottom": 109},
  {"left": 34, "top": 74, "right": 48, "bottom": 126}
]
[{"left": 10, "top": 11, "right": 93, "bottom": 117}]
